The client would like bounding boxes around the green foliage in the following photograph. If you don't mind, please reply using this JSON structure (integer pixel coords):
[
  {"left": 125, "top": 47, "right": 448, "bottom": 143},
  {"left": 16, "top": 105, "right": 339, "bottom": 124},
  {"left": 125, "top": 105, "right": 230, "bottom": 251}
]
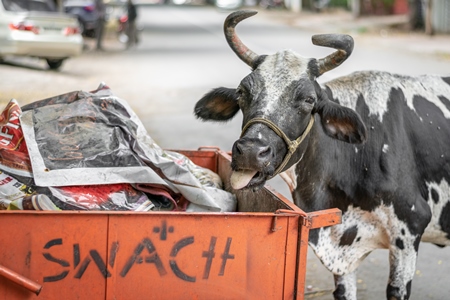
[
  {"left": 382, "top": 0, "right": 395, "bottom": 6},
  {"left": 330, "top": 0, "right": 348, "bottom": 7}
]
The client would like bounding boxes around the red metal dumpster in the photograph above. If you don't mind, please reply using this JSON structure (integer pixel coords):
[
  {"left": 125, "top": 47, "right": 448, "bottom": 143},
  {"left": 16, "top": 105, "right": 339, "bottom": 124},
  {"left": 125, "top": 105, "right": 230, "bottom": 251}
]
[{"left": 0, "top": 148, "right": 340, "bottom": 300}]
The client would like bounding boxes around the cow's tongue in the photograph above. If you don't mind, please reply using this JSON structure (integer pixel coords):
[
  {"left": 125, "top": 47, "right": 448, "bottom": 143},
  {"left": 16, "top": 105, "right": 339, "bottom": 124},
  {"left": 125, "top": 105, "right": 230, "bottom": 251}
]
[{"left": 230, "top": 170, "right": 258, "bottom": 190}]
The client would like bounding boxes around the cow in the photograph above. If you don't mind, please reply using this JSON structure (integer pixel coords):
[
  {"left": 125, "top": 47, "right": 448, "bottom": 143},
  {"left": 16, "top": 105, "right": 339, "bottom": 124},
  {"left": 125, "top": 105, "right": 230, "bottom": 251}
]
[{"left": 194, "top": 10, "right": 450, "bottom": 300}]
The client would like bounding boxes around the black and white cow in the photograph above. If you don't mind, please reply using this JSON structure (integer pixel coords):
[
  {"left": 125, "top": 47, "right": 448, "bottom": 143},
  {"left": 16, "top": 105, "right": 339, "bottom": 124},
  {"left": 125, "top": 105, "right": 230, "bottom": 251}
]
[{"left": 194, "top": 10, "right": 450, "bottom": 300}]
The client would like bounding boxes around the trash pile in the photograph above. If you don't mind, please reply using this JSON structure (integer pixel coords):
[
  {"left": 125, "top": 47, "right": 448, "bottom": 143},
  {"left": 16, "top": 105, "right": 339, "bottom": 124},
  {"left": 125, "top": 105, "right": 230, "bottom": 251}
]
[{"left": 0, "top": 83, "right": 236, "bottom": 212}]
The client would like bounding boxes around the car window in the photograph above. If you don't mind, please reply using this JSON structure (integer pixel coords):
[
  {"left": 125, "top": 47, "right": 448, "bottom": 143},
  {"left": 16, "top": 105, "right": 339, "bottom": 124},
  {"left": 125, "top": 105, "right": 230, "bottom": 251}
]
[{"left": 2, "top": 0, "right": 57, "bottom": 12}]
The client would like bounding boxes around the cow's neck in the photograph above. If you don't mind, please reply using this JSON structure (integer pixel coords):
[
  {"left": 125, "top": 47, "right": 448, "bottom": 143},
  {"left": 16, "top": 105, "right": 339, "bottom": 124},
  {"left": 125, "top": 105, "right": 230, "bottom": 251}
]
[{"left": 291, "top": 117, "right": 358, "bottom": 213}]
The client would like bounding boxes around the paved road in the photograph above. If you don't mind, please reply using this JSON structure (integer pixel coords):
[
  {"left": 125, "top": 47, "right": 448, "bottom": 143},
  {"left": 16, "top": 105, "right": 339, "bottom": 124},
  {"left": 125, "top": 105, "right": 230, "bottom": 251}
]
[{"left": 0, "top": 5, "right": 449, "bottom": 299}]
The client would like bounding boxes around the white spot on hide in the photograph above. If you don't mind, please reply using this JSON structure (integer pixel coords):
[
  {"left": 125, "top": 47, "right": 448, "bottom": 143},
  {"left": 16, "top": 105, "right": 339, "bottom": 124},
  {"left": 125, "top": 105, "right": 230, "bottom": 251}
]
[
  {"left": 311, "top": 204, "right": 417, "bottom": 275},
  {"left": 326, "top": 71, "right": 450, "bottom": 122},
  {"left": 335, "top": 272, "right": 357, "bottom": 300},
  {"left": 257, "top": 50, "right": 310, "bottom": 116},
  {"left": 422, "top": 179, "right": 450, "bottom": 245}
]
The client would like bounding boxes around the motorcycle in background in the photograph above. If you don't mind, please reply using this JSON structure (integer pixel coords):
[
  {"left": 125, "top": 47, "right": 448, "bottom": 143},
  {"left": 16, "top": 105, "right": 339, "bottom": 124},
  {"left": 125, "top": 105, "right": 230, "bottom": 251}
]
[
  {"left": 115, "top": 10, "right": 143, "bottom": 45},
  {"left": 117, "top": 13, "right": 129, "bottom": 44}
]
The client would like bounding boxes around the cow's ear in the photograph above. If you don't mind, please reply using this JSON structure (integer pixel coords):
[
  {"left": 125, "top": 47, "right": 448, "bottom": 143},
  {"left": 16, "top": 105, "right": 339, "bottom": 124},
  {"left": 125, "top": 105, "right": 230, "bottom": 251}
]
[
  {"left": 314, "top": 100, "right": 367, "bottom": 144},
  {"left": 194, "top": 87, "right": 240, "bottom": 122}
]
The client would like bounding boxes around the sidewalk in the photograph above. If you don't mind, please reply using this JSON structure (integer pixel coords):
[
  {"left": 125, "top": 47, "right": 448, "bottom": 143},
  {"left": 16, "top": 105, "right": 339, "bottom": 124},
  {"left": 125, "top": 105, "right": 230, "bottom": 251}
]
[{"left": 259, "top": 8, "right": 450, "bottom": 59}]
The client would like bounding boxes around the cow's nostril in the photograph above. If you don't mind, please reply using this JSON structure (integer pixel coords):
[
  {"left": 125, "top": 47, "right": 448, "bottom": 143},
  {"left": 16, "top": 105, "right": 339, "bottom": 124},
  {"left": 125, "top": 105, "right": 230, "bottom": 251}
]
[{"left": 234, "top": 140, "right": 244, "bottom": 155}]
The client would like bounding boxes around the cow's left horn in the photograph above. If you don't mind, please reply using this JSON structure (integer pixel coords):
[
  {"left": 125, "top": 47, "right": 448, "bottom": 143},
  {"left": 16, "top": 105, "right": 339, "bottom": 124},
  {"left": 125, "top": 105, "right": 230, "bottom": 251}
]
[
  {"left": 312, "top": 34, "right": 354, "bottom": 76},
  {"left": 224, "top": 10, "right": 259, "bottom": 67}
]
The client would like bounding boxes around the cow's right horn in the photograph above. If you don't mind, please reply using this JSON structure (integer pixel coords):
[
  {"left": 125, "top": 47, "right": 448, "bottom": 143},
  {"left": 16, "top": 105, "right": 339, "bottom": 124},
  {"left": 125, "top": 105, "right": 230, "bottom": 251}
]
[
  {"left": 312, "top": 34, "right": 354, "bottom": 76},
  {"left": 224, "top": 10, "right": 259, "bottom": 68}
]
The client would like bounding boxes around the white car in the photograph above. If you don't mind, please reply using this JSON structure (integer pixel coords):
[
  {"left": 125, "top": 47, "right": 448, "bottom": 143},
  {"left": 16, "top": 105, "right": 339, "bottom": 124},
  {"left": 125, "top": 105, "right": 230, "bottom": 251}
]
[
  {"left": 214, "top": 0, "right": 243, "bottom": 10},
  {"left": 0, "top": 0, "right": 83, "bottom": 70}
]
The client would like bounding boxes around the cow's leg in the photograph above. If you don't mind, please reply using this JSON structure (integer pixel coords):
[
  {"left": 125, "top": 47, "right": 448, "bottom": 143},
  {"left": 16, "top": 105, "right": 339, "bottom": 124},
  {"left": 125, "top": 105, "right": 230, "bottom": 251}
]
[
  {"left": 386, "top": 240, "right": 418, "bottom": 300},
  {"left": 386, "top": 196, "right": 431, "bottom": 300},
  {"left": 333, "top": 271, "right": 357, "bottom": 300}
]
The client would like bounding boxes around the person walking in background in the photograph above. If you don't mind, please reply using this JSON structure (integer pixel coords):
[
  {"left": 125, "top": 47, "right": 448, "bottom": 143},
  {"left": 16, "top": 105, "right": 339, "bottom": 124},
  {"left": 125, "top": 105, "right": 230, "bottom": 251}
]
[
  {"left": 95, "top": 0, "right": 106, "bottom": 50},
  {"left": 126, "top": 0, "right": 138, "bottom": 49}
]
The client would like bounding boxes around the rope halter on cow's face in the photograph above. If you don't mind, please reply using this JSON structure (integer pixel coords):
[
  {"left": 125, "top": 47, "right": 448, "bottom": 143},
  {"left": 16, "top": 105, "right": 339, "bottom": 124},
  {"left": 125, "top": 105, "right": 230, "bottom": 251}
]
[
  {"left": 224, "top": 10, "right": 354, "bottom": 178},
  {"left": 240, "top": 116, "right": 315, "bottom": 178}
]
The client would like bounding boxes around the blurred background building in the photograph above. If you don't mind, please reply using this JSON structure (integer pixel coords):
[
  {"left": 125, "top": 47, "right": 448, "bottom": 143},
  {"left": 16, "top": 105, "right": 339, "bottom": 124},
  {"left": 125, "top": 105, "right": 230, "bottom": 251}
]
[{"left": 281, "top": 0, "right": 450, "bottom": 35}]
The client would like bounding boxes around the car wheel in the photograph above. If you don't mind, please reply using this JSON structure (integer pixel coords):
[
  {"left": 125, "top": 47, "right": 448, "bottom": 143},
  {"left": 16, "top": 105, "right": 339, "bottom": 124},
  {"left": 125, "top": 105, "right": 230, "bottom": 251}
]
[
  {"left": 46, "top": 59, "right": 64, "bottom": 70},
  {"left": 85, "top": 29, "right": 96, "bottom": 39}
]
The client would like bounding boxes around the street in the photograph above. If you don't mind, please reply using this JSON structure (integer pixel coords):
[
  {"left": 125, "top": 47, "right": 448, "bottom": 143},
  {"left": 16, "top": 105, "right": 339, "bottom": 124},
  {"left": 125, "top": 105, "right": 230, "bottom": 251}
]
[{"left": 1, "top": 4, "right": 450, "bottom": 299}]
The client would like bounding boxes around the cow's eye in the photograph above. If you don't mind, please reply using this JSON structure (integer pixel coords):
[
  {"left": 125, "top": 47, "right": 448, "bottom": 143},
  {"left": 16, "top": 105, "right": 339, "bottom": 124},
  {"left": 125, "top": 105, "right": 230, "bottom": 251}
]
[
  {"left": 236, "top": 86, "right": 246, "bottom": 98},
  {"left": 305, "top": 97, "right": 315, "bottom": 104},
  {"left": 236, "top": 87, "right": 247, "bottom": 107}
]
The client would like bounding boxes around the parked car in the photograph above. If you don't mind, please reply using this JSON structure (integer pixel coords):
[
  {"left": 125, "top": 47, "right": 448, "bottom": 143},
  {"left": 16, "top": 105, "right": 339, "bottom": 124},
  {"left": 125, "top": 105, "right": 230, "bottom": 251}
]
[
  {"left": 0, "top": 0, "right": 83, "bottom": 70},
  {"left": 214, "top": 0, "right": 243, "bottom": 10},
  {"left": 63, "top": 0, "right": 99, "bottom": 38}
]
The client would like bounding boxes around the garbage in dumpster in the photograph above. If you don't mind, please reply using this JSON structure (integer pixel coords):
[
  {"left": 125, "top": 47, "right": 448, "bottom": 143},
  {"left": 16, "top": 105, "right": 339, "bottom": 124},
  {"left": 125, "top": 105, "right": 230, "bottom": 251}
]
[
  {"left": 0, "top": 99, "right": 33, "bottom": 178},
  {"left": 0, "top": 170, "right": 58, "bottom": 210},
  {"left": 7, "top": 194, "right": 59, "bottom": 211},
  {"left": 37, "top": 184, "right": 155, "bottom": 211},
  {"left": 0, "top": 83, "right": 236, "bottom": 212}
]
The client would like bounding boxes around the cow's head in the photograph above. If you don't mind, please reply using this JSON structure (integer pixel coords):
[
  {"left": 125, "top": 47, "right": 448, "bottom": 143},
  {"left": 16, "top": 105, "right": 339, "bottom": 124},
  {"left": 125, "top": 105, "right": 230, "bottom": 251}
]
[{"left": 195, "top": 10, "right": 367, "bottom": 191}]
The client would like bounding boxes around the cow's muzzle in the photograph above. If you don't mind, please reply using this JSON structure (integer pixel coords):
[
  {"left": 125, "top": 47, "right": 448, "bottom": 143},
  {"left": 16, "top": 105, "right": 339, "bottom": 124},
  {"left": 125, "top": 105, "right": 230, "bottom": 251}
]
[{"left": 241, "top": 116, "right": 314, "bottom": 178}]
